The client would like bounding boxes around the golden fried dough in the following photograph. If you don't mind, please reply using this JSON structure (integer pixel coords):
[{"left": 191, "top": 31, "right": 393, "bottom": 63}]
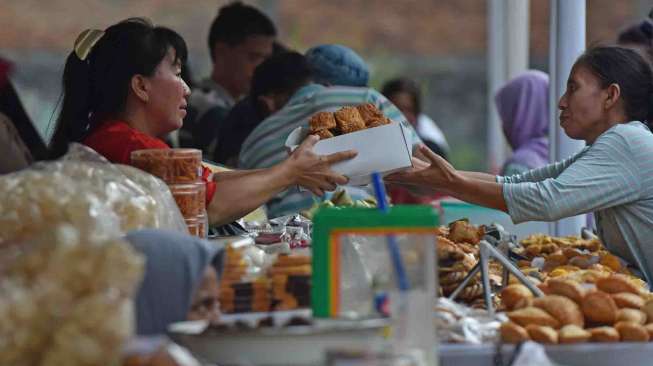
[
  {"left": 616, "top": 308, "right": 647, "bottom": 325},
  {"left": 596, "top": 274, "right": 640, "bottom": 294},
  {"left": 334, "top": 107, "right": 366, "bottom": 133},
  {"left": 448, "top": 220, "right": 484, "bottom": 245},
  {"left": 590, "top": 326, "right": 620, "bottom": 342},
  {"left": 365, "top": 117, "right": 392, "bottom": 128},
  {"left": 533, "top": 295, "right": 584, "bottom": 328},
  {"left": 500, "top": 321, "right": 530, "bottom": 344},
  {"left": 611, "top": 292, "right": 645, "bottom": 309},
  {"left": 501, "top": 284, "right": 534, "bottom": 311},
  {"left": 559, "top": 324, "right": 591, "bottom": 344},
  {"left": 309, "top": 111, "right": 336, "bottom": 132},
  {"left": 582, "top": 291, "right": 618, "bottom": 325},
  {"left": 615, "top": 321, "right": 650, "bottom": 342},
  {"left": 641, "top": 299, "right": 653, "bottom": 323},
  {"left": 507, "top": 306, "right": 561, "bottom": 329},
  {"left": 356, "top": 103, "right": 384, "bottom": 124},
  {"left": 525, "top": 324, "right": 559, "bottom": 344},
  {"left": 547, "top": 278, "right": 586, "bottom": 304},
  {"left": 313, "top": 129, "right": 334, "bottom": 140}
]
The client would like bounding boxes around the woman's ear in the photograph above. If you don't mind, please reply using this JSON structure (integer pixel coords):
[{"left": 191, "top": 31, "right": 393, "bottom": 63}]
[
  {"left": 130, "top": 74, "right": 150, "bottom": 103},
  {"left": 604, "top": 83, "right": 621, "bottom": 110}
]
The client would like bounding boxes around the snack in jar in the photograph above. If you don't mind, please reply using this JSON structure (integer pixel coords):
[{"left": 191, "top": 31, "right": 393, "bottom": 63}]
[{"left": 130, "top": 148, "right": 202, "bottom": 183}]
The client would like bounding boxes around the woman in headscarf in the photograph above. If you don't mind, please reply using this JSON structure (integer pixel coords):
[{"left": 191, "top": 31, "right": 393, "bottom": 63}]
[
  {"left": 495, "top": 70, "right": 550, "bottom": 176},
  {"left": 126, "top": 229, "right": 222, "bottom": 335}
]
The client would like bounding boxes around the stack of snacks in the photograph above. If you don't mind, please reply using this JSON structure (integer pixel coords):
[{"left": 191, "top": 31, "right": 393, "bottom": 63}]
[
  {"left": 131, "top": 149, "right": 207, "bottom": 237},
  {"left": 500, "top": 274, "right": 653, "bottom": 344},
  {"left": 308, "top": 103, "right": 392, "bottom": 140},
  {"left": 270, "top": 254, "right": 312, "bottom": 310},
  {"left": 219, "top": 246, "right": 271, "bottom": 314}
]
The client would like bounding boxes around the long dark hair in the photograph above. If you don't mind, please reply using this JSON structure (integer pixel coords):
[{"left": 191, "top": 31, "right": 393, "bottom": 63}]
[
  {"left": 381, "top": 78, "right": 422, "bottom": 115},
  {"left": 575, "top": 46, "right": 653, "bottom": 128},
  {"left": 49, "top": 18, "right": 187, "bottom": 158}
]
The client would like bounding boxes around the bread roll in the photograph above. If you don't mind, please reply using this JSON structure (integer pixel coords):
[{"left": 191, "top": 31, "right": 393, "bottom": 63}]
[
  {"left": 611, "top": 292, "right": 645, "bottom": 309},
  {"left": 558, "top": 324, "right": 591, "bottom": 344},
  {"left": 615, "top": 321, "right": 650, "bottom": 342},
  {"left": 501, "top": 284, "right": 534, "bottom": 311},
  {"left": 533, "top": 295, "right": 584, "bottom": 328},
  {"left": 525, "top": 324, "right": 558, "bottom": 344},
  {"left": 616, "top": 308, "right": 647, "bottom": 325},
  {"left": 596, "top": 274, "right": 640, "bottom": 294},
  {"left": 500, "top": 321, "right": 530, "bottom": 344},
  {"left": 589, "top": 327, "right": 620, "bottom": 343},
  {"left": 547, "top": 278, "right": 586, "bottom": 304},
  {"left": 582, "top": 291, "right": 618, "bottom": 325},
  {"left": 507, "top": 306, "right": 561, "bottom": 329}
]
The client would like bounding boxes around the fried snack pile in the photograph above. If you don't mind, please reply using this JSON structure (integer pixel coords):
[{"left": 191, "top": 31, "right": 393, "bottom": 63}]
[
  {"left": 0, "top": 225, "right": 144, "bottom": 366},
  {"left": 308, "top": 104, "right": 392, "bottom": 140},
  {"left": 500, "top": 273, "right": 653, "bottom": 344},
  {"left": 0, "top": 161, "right": 187, "bottom": 244},
  {"left": 437, "top": 220, "right": 502, "bottom": 308}
]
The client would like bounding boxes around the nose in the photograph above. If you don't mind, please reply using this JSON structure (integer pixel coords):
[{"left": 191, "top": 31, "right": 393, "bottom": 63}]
[
  {"left": 558, "top": 92, "right": 568, "bottom": 111},
  {"left": 182, "top": 79, "right": 191, "bottom": 97}
]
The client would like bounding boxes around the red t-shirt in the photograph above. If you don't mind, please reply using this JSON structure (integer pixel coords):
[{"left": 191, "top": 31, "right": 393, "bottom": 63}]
[
  {"left": 83, "top": 120, "right": 170, "bottom": 165},
  {"left": 83, "top": 120, "right": 216, "bottom": 205}
]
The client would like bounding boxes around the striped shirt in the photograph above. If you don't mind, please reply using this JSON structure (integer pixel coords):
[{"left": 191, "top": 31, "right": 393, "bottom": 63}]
[
  {"left": 498, "top": 121, "right": 653, "bottom": 283},
  {"left": 239, "top": 83, "right": 421, "bottom": 217}
]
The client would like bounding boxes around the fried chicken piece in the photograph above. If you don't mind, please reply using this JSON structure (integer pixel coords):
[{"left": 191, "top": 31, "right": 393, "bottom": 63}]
[
  {"left": 366, "top": 117, "right": 392, "bottom": 128},
  {"left": 313, "top": 129, "right": 334, "bottom": 140},
  {"left": 356, "top": 103, "right": 384, "bottom": 122},
  {"left": 334, "top": 106, "right": 366, "bottom": 134},
  {"left": 309, "top": 111, "right": 336, "bottom": 132}
]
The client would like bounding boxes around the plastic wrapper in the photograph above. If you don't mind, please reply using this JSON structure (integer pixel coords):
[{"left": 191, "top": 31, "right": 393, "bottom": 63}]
[
  {"left": 248, "top": 214, "right": 312, "bottom": 249},
  {"left": 130, "top": 148, "right": 202, "bottom": 183},
  {"left": 0, "top": 224, "right": 144, "bottom": 366},
  {"left": 0, "top": 144, "right": 187, "bottom": 244},
  {"left": 434, "top": 297, "right": 503, "bottom": 344}
]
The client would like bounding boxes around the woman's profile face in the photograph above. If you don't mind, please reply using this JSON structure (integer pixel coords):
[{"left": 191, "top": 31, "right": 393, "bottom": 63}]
[
  {"left": 388, "top": 91, "right": 418, "bottom": 126},
  {"left": 144, "top": 48, "right": 191, "bottom": 137},
  {"left": 558, "top": 64, "right": 611, "bottom": 143}
]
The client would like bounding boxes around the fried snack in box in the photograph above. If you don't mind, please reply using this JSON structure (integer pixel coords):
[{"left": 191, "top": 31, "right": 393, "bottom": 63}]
[
  {"left": 366, "top": 117, "right": 392, "bottom": 128},
  {"left": 334, "top": 106, "right": 366, "bottom": 134},
  {"left": 533, "top": 295, "right": 584, "bottom": 328},
  {"left": 309, "top": 111, "right": 337, "bottom": 132},
  {"left": 356, "top": 103, "right": 384, "bottom": 124},
  {"left": 589, "top": 326, "right": 620, "bottom": 342},
  {"left": 615, "top": 321, "right": 650, "bottom": 342},
  {"left": 559, "top": 325, "right": 591, "bottom": 344},
  {"left": 500, "top": 322, "right": 530, "bottom": 343},
  {"left": 616, "top": 308, "right": 647, "bottom": 325},
  {"left": 526, "top": 325, "right": 559, "bottom": 344},
  {"left": 611, "top": 292, "right": 645, "bottom": 309},
  {"left": 130, "top": 148, "right": 202, "bottom": 183},
  {"left": 314, "top": 129, "right": 334, "bottom": 140},
  {"left": 582, "top": 291, "right": 618, "bottom": 325}
]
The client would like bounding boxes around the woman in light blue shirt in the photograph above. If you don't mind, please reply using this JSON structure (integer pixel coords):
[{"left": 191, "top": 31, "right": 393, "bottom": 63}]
[{"left": 389, "top": 46, "right": 653, "bottom": 283}]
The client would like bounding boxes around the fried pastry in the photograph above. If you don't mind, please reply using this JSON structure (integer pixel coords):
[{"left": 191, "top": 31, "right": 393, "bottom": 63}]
[
  {"left": 589, "top": 326, "right": 620, "bottom": 342},
  {"left": 309, "top": 111, "right": 336, "bottom": 132},
  {"left": 313, "top": 129, "right": 334, "bottom": 140},
  {"left": 615, "top": 321, "right": 650, "bottom": 342},
  {"left": 644, "top": 323, "right": 653, "bottom": 339},
  {"left": 356, "top": 103, "right": 384, "bottom": 124},
  {"left": 533, "top": 295, "right": 584, "bottom": 328},
  {"left": 611, "top": 292, "right": 644, "bottom": 309},
  {"left": 616, "top": 308, "right": 647, "bottom": 325},
  {"left": 501, "top": 284, "right": 534, "bottom": 311},
  {"left": 365, "top": 117, "right": 392, "bottom": 128},
  {"left": 582, "top": 291, "right": 618, "bottom": 325},
  {"left": 507, "top": 306, "right": 561, "bottom": 329},
  {"left": 558, "top": 324, "right": 591, "bottom": 344},
  {"left": 500, "top": 321, "right": 530, "bottom": 344},
  {"left": 525, "top": 324, "right": 559, "bottom": 344},
  {"left": 448, "top": 220, "right": 484, "bottom": 245},
  {"left": 334, "top": 107, "right": 366, "bottom": 133},
  {"left": 641, "top": 299, "right": 653, "bottom": 323},
  {"left": 547, "top": 278, "right": 586, "bottom": 304},
  {"left": 596, "top": 274, "right": 640, "bottom": 294}
]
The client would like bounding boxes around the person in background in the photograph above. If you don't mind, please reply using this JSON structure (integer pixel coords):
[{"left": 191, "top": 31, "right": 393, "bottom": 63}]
[
  {"left": 381, "top": 77, "right": 449, "bottom": 160},
  {"left": 388, "top": 46, "right": 653, "bottom": 283},
  {"left": 49, "top": 18, "right": 355, "bottom": 227},
  {"left": 179, "top": 1, "right": 276, "bottom": 157},
  {"left": 304, "top": 44, "right": 369, "bottom": 87},
  {"left": 126, "top": 229, "right": 222, "bottom": 335},
  {"left": 616, "top": 9, "right": 653, "bottom": 63},
  {"left": 494, "top": 70, "right": 550, "bottom": 176},
  {"left": 212, "top": 41, "right": 290, "bottom": 166},
  {"left": 239, "top": 45, "right": 422, "bottom": 217}
]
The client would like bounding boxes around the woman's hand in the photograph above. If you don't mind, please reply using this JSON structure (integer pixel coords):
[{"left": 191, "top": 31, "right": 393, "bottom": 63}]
[
  {"left": 386, "top": 144, "right": 460, "bottom": 192},
  {"left": 283, "top": 135, "right": 357, "bottom": 196}
]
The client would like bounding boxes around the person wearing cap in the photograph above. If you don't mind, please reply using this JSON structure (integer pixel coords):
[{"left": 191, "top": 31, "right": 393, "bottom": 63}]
[{"left": 238, "top": 44, "right": 422, "bottom": 218}]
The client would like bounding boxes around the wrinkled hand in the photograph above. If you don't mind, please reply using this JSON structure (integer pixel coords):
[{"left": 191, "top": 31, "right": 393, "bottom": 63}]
[
  {"left": 385, "top": 144, "right": 459, "bottom": 192},
  {"left": 284, "top": 135, "right": 357, "bottom": 196}
]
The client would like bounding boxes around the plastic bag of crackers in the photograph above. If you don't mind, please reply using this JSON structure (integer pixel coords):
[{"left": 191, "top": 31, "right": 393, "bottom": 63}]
[
  {"left": 0, "top": 224, "right": 144, "bottom": 366},
  {"left": 0, "top": 144, "right": 187, "bottom": 244}
]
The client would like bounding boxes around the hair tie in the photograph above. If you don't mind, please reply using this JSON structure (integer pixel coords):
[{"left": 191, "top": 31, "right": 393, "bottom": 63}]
[{"left": 73, "top": 29, "right": 105, "bottom": 61}]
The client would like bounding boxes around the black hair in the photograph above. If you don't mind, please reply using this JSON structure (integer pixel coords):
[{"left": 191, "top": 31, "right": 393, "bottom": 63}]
[
  {"left": 49, "top": 18, "right": 187, "bottom": 158},
  {"left": 574, "top": 46, "right": 653, "bottom": 127},
  {"left": 617, "top": 18, "right": 653, "bottom": 62},
  {"left": 381, "top": 78, "right": 422, "bottom": 115},
  {"left": 250, "top": 51, "right": 312, "bottom": 101},
  {"left": 207, "top": 2, "right": 276, "bottom": 61}
]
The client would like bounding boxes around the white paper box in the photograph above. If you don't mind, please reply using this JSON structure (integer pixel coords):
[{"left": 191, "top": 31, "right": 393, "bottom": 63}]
[{"left": 285, "top": 122, "right": 413, "bottom": 185}]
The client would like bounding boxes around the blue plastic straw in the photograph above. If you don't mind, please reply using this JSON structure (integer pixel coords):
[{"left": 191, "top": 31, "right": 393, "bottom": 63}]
[{"left": 371, "top": 172, "right": 410, "bottom": 291}]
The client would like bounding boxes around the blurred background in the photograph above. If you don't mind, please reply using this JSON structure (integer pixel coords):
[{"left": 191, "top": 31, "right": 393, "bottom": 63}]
[{"left": 2, "top": 0, "right": 650, "bottom": 170}]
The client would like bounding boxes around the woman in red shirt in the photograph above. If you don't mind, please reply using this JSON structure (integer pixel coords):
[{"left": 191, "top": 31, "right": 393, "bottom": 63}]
[{"left": 49, "top": 18, "right": 355, "bottom": 226}]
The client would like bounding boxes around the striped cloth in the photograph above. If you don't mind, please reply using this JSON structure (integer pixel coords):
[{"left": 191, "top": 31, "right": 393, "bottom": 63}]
[
  {"left": 239, "top": 83, "right": 421, "bottom": 217},
  {"left": 498, "top": 121, "right": 653, "bottom": 283}
]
